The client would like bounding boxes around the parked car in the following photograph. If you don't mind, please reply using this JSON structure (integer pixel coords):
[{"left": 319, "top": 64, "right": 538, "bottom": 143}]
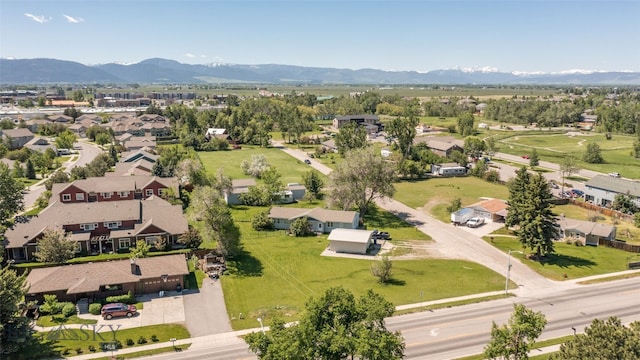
[
  {"left": 101, "top": 303, "right": 137, "bottom": 320},
  {"left": 571, "top": 189, "right": 584, "bottom": 197},
  {"left": 466, "top": 217, "right": 485, "bottom": 228},
  {"left": 304, "top": 159, "right": 311, "bottom": 165},
  {"left": 608, "top": 172, "right": 621, "bottom": 178},
  {"left": 371, "top": 230, "right": 391, "bottom": 240},
  {"left": 522, "top": 155, "right": 530, "bottom": 159}
]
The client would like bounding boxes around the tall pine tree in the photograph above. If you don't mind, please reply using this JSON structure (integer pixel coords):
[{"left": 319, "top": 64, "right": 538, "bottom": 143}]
[
  {"left": 505, "top": 166, "right": 530, "bottom": 229},
  {"left": 515, "top": 173, "right": 558, "bottom": 259}
]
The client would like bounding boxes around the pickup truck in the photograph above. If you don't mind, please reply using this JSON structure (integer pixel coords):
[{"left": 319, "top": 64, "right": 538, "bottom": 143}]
[{"left": 466, "top": 217, "right": 485, "bottom": 228}]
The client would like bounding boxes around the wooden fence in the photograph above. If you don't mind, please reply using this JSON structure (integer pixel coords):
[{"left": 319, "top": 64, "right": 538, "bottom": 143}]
[
  {"left": 598, "top": 238, "right": 640, "bottom": 253},
  {"left": 569, "top": 199, "right": 633, "bottom": 222}
]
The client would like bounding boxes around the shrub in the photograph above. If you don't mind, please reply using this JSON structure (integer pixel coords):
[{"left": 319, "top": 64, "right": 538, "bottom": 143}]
[
  {"left": 62, "top": 348, "right": 70, "bottom": 355},
  {"left": 106, "top": 290, "right": 136, "bottom": 304},
  {"left": 61, "top": 303, "right": 76, "bottom": 317},
  {"left": 252, "top": 209, "right": 274, "bottom": 231},
  {"left": 151, "top": 335, "right": 159, "bottom": 342},
  {"left": 89, "top": 303, "right": 102, "bottom": 315},
  {"left": 137, "top": 336, "right": 147, "bottom": 344},
  {"left": 88, "top": 345, "right": 96, "bottom": 352},
  {"left": 126, "top": 338, "right": 135, "bottom": 346},
  {"left": 39, "top": 294, "right": 63, "bottom": 315},
  {"left": 289, "top": 216, "right": 313, "bottom": 237},
  {"left": 75, "top": 348, "right": 82, "bottom": 354}
]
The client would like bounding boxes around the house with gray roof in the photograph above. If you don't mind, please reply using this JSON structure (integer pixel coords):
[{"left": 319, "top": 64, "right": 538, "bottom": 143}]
[
  {"left": 268, "top": 207, "right": 359, "bottom": 233},
  {"left": 584, "top": 175, "right": 640, "bottom": 208},
  {"left": 414, "top": 136, "right": 464, "bottom": 158},
  {"left": 3, "top": 196, "right": 188, "bottom": 262},
  {"left": 1, "top": 128, "right": 34, "bottom": 149},
  {"left": 26, "top": 253, "right": 188, "bottom": 302},
  {"left": 557, "top": 218, "right": 616, "bottom": 246}
]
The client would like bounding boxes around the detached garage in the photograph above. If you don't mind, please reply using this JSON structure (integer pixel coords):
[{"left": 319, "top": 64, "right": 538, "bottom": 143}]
[{"left": 327, "top": 229, "right": 373, "bottom": 255}]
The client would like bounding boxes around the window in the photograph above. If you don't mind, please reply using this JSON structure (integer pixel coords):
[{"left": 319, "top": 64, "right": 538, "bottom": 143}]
[
  {"left": 102, "top": 192, "right": 112, "bottom": 199},
  {"left": 145, "top": 189, "right": 153, "bottom": 197},
  {"left": 76, "top": 193, "right": 85, "bottom": 201},
  {"left": 104, "top": 221, "right": 121, "bottom": 229},
  {"left": 119, "top": 238, "right": 130, "bottom": 249},
  {"left": 327, "top": 222, "right": 334, "bottom": 227},
  {"left": 81, "top": 223, "right": 97, "bottom": 231},
  {"left": 75, "top": 242, "right": 82, "bottom": 253},
  {"left": 157, "top": 188, "right": 164, "bottom": 196},
  {"left": 145, "top": 236, "right": 159, "bottom": 245},
  {"left": 62, "top": 194, "right": 71, "bottom": 202},
  {"left": 119, "top": 191, "right": 129, "bottom": 198},
  {"left": 100, "top": 284, "right": 123, "bottom": 292}
]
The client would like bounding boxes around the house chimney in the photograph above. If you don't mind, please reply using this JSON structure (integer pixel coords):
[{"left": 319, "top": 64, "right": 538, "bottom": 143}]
[{"left": 130, "top": 258, "right": 140, "bottom": 275}]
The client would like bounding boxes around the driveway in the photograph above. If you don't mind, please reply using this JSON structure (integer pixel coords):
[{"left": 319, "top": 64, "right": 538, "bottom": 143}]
[{"left": 183, "top": 278, "right": 232, "bottom": 337}]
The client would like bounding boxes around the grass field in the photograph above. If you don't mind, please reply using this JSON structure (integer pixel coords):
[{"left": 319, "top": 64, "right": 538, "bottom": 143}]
[
  {"left": 221, "top": 205, "right": 504, "bottom": 330},
  {"left": 484, "top": 235, "right": 635, "bottom": 280},
  {"left": 198, "top": 146, "right": 327, "bottom": 184},
  {"left": 393, "top": 177, "right": 510, "bottom": 222},
  {"left": 497, "top": 132, "right": 640, "bottom": 178}
]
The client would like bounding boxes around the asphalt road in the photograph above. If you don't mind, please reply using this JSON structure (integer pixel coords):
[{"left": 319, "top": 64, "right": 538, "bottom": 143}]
[{"left": 22, "top": 140, "right": 103, "bottom": 211}]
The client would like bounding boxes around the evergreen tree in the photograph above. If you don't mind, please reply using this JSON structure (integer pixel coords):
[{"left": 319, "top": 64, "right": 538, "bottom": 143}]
[
  {"left": 519, "top": 174, "right": 558, "bottom": 258},
  {"left": 505, "top": 166, "right": 530, "bottom": 229},
  {"left": 529, "top": 148, "right": 540, "bottom": 167},
  {"left": 109, "top": 145, "right": 118, "bottom": 163},
  {"left": 25, "top": 158, "right": 36, "bottom": 180},
  {"left": 555, "top": 317, "right": 640, "bottom": 359}
]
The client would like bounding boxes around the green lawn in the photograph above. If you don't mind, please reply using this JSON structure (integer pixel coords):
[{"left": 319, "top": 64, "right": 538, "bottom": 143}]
[
  {"left": 89, "top": 344, "right": 191, "bottom": 360},
  {"left": 221, "top": 206, "right": 504, "bottom": 330},
  {"left": 484, "top": 236, "right": 633, "bottom": 280},
  {"left": 393, "top": 177, "right": 509, "bottom": 222},
  {"left": 198, "top": 145, "right": 327, "bottom": 185},
  {"left": 39, "top": 324, "right": 190, "bottom": 357},
  {"left": 36, "top": 315, "right": 97, "bottom": 327}
]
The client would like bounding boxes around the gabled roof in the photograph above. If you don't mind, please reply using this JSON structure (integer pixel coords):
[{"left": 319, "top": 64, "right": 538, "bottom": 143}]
[
  {"left": 469, "top": 199, "right": 509, "bottom": 214},
  {"left": 53, "top": 176, "right": 178, "bottom": 196},
  {"left": 26, "top": 254, "right": 188, "bottom": 295},
  {"left": 335, "top": 114, "right": 379, "bottom": 121},
  {"left": 269, "top": 207, "right": 358, "bottom": 224},
  {"left": 328, "top": 229, "right": 373, "bottom": 243},
  {"left": 585, "top": 175, "right": 640, "bottom": 198},
  {"left": 1, "top": 128, "right": 34, "bottom": 138},
  {"left": 558, "top": 218, "right": 615, "bottom": 237},
  {"left": 121, "top": 149, "right": 159, "bottom": 163}
]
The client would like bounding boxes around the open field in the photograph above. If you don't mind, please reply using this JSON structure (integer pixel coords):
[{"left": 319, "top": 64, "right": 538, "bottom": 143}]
[
  {"left": 393, "top": 177, "right": 510, "bottom": 222},
  {"left": 497, "top": 132, "right": 640, "bottom": 178},
  {"left": 198, "top": 145, "right": 327, "bottom": 184},
  {"left": 222, "top": 205, "right": 504, "bottom": 330},
  {"left": 484, "top": 236, "right": 637, "bottom": 281}
]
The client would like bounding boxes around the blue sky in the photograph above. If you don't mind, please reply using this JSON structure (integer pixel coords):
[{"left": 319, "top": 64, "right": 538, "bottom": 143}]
[{"left": 1, "top": 0, "right": 639, "bottom": 73}]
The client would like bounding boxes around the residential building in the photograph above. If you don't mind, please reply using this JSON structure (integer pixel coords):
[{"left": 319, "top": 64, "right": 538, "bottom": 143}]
[
  {"left": 25, "top": 254, "right": 188, "bottom": 302},
  {"left": 224, "top": 178, "right": 257, "bottom": 205},
  {"left": 557, "top": 218, "right": 616, "bottom": 246},
  {"left": 1, "top": 128, "right": 35, "bottom": 149},
  {"left": 268, "top": 207, "right": 359, "bottom": 233},
  {"left": 332, "top": 115, "right": 382, "bottom": 131},
  {"left": 327, "top": 229, "right": 374, "bottom": 255},
  {"left": 50, "top": 175, "right": 179, "bottom": 204},
  {"left": 414, "top": 136, "right": 464, "bottom": 158},
  {"left": 584, "top": 175, "right": 640, "bottom": 208},
  {"left": 24, "top": 136, "right": 57, "bottom": 154},
  {"left": 4, "top": 195, "right": 188, "bottom": 262},
  {"left": 431, "top": 162, "right": 467, "bottom": 176},
  {"left": 120, "top": 149, "right": 159, "bottom": 163}
]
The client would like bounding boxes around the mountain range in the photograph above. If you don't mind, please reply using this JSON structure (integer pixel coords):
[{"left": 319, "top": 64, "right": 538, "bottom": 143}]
[{"left": 1, "top": 58, "right": 639, "bottom": 85}]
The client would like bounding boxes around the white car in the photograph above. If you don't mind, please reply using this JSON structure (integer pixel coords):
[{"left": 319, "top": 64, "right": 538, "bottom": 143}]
[
  {"left": 608, "top": 172, "right": 620, "bottom": 178},
  {"left": 466, "top": 217, "right": 485, "bottom": 228}
]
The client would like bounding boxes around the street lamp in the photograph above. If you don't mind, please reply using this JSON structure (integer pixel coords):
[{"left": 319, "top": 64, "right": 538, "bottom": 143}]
[
  {"left": 505, "top": 250, "right": 523, "bottom": 295},
  {"left": 256, "top": 317, "right": 265, "bottom": 334}
]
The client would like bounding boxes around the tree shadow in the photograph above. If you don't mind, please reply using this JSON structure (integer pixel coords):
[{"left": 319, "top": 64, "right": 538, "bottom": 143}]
[
  {"left": 365, "top": 205, "right": 424, "bottom": 228},
  {"left": 385, "top": 278, "right": 407, "bottom": 286},
  {"left": 537, "top": 253, "right": 597, "bottom": 268},
  {"left": 226, "top": 250, "right": 264, "bottom": 277}
]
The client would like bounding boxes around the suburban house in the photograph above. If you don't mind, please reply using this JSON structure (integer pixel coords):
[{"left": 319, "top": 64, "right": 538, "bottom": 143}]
[
  {"left": 24, "top": 137, "right": 57, "bottom": 154},
  {"left": 1, "top": 128, "right": 35, "bottom": 149},
  {"left": 327, "top": 229, "right": 374, "bottom": 255},
  {"left": 68, "top": 123, "right": 87, "bottom": 136},
  {"left": 142, "top": 122, "right": 172, "bottom": 137},
  {"left": 25, "top": 254, "right": 189, "bottom": 302},
  {"left": 205, "top": 128, "right": 232, "bottom": 142},
  {"left": 3, "top": 196, "right": 188, "bottom": 262},
  {"left": 224, "top": 178, "right": 257, "bottom": 205},
  {"left": 47, "top": 114, "right": 73, "bottom": 123},
  {"left": 75, "top": 114, "right": 104, "bottom": 125},
  {"left": 414, "top": 136, "right": 464, "bottom": 158},
  {"left": 24, "top": 119, "right": 51, "bottom": 133},
  {"left": 277, "top": 183, "right": 307, "bottom": 204},
  {"left": 584, "top": 175, "right": 640, "bottom": 208},
  {"left": 467, "top": 199, "right": 509, "bottom": 222},
  {"left": 50, "top": 175, "right": 179, "bottom": 204},
  {"left": 121, "top": 136, "right": 157, "bottom": 151},
  {"left": 332, "top": 115, "right": 382, "bottom": 132},
  {"left": 268, "top": 207, "right": 359, "bottom": 233},
  {"left": 431, "top": 162, "right": 467, "bottom": 176},
  {"left": 557, "top": 218, "right": 617, "bottom": 246},
  {"left": 121, "top": 149, "right": 159, "bottom": 163},
  {"left": 321, "top": 139, "right": 338, "bottom": 153},
  {"left": 108, "top": 159, "right": 155, "bottom": 177}
]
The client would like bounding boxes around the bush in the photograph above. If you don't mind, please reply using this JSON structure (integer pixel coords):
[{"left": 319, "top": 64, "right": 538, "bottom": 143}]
[
  {"left": 61, "top": 303, "right": 76, "bottom": 317},
  {"left": 75, "top": 347, "right": 82, "bottom": 354},
  {"left": 126, "top": 338, "right": 135, "bottom": 346},
  {"left": 151, "top": 335, "right": 159, "bottom": 342},
  {"left": 252, "top": 209, "right": 274, "bottom": 231},
  {"left": 106, "top": 290, "right": 136, "bottom": 304},
  {"left": 89, "top": 303, "right": 102, "bottom": 315},
  {"left": 88, "top": 345, "right": 96, "bottom": 352},
  {"left": 62, "top": 348, "right": 71, "bottom": 355},
  {"left": 39, "top": 294, "right": 63, "bottom": 315},
  {"left": 137, "top": 336, "right": 147, "bottom": 344}
]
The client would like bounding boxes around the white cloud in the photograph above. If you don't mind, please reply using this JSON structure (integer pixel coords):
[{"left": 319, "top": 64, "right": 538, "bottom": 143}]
[
  {"left": 24, "top": 13, "right": 51, "bottom": 23},
  {"left": 185, "top": 53, "right": 197, "bottom": 58},
  {"left": 63, "top": 14, "right": 85, "bottom": 23}
]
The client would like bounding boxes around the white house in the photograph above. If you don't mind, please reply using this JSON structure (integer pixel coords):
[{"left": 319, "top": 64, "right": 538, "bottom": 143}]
[
  {"left": 327, "top": 229, "right": 373, "bottom": 255},
  {"left": 431, "top": 163, "right": 467, "bottom": 176},
  {"left": 584, "top": 175, "right": 640, "bottom": 208},
  {"left": 269, "top": 207, "right": 359, "bottom": 233}
]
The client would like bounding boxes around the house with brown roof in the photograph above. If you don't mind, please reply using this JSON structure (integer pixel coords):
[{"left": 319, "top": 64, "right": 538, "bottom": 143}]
[
  {"left": 3, "top": 196, "right": 188, "bottom": 262},
  {"left": 1, "top": 128, "right": 35, "bottom": 149},
  {"left": 121, "top": 149, "right": 159, "bottom": 163},
  {"left": 25, "top": 254, "right": 189, "bottom": 302},
  {"left": 47, "top": 114, "right": 74, "bottom": 123},
  {"left": 268, "top": 207, "right": 359, "bottom": 233},
  {"left": 141, "top": 122, "right": 171, "bottom": 137},
  {"left": 50, "top": 175, "right": 178, "bottom": 204},
  {"left": 122, "top": 136, "right": 157, "bottom": 151},
  {"left": 467, "top": 199, "right": 509, "bottom": 222},
  {"left": 108, "top": 159, "right": 155, "bottom": 177},
  {"left": 414, "top": 136, "right": 464, "bottom": 158}
]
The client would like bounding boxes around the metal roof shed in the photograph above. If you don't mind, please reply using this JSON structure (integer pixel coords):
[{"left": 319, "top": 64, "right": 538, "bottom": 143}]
[{"left": 327, "top": 229, "right": 373, "bottom": 255}]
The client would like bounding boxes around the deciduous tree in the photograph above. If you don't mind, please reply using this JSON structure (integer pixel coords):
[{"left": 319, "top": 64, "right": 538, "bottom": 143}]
[
  {"left": 457, "top": 112, "right": 476, "bottom": 136},
  {"left": 0, "top": 163, "right": 24, "bottom": 229},
  {"left": 302, "top": 169, "right": 324, "bottom": 199},
  {"left": 189, "top": 186, "right": 241, "bottom": 257},
  {"left": 370, "top": 255, "right": 393, "bottom": 283},
  {"left": 555, "top": 317, "right": 640, "bottom": 359},
  {"left": 559, "top": 155, "right": 579, "bottom": 195},
  {"left": 484, "top": 304, "right": 547, "bottom": 360},
  {"left": 55, "top": 130, "right": 77, "bottom": 150},
  {"left": 245, "top": 287, "right": 404, "bottom": 360},
  {"left": 328, "top": 147, "right": 396, "bottom": 220},
  {"left": 34, "top": 229, "right": 77, "bottom": 264},
  {"left": 582, "top": 142, "right": 603, "bottom": 163},
  {"left": 386, "top": 108, "right": 418, "bottom": 159},
  {"left": 335, "top": 122, "right": 367, "bottom": 156}
]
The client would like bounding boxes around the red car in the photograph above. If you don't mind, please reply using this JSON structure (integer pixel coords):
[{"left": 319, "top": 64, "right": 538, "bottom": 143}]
[
  {"left": 101, "top": 303, "right": 137, "bottom": 320},
  {"left": 522, "top": 155, "right": 530, "bottom": 159}
]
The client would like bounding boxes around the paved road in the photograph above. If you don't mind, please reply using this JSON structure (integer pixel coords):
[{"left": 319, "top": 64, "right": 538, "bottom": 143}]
[
  {"left": 22, "top": 140, "right": 103, "bottom": 211},
  {"left": 183, "top": 278, "right": 233, "bottom": 337}
]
